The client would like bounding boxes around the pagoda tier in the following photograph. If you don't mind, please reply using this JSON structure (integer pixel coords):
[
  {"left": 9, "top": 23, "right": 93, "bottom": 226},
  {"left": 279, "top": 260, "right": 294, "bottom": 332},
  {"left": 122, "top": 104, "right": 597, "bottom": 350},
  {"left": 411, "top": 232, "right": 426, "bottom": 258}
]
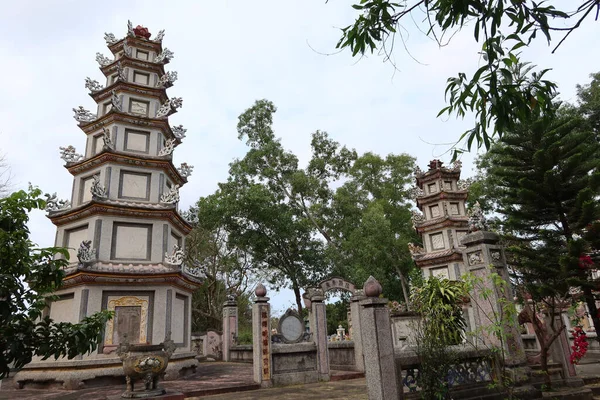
[
  {"left": 408, "top": 159, "right": 472, "bottom": 280},
  {"left": 36, "top": 21, "right": 202, "bottom": 364}
]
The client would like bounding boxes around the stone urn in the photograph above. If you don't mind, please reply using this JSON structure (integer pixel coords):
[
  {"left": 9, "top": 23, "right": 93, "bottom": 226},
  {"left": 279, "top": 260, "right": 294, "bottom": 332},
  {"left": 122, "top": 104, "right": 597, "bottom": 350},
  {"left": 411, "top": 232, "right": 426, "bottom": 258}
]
[{"left": 117, "top": 334, "right": 177, "bottom": 398}]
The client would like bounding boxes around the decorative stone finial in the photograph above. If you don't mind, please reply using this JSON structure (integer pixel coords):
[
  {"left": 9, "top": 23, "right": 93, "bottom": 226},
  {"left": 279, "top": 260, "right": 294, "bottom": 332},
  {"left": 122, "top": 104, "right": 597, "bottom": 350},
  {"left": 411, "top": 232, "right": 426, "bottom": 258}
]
[
  {"left": 77, "top": 240, "right": 96, "bottom": 264},
  {"left": 467, "top": 201, "right": 488, "bottom": 232},
  {"left": 126, "top": 20, "right": 135, "bottom": 37},
  {"left": 115, "top": 62, "right": 128, "bottom": 82},
  {"left": 164, "top": 245, "right": 184, "bottom": 266},
  {"left": 102, "top": 127, "right": 115, "bottom": 150},
  {"left": 408, "top": 186, "right": 424, "bottom": 200},
  {"left": 44, "top": 193, "right": 71, "bottom": 212},
  {"left": 457, "top": 178, "right": 472, "bottom": 191},
  {"left": 122, "top": 43, "right": 132, "bottom": 57},
  {"left": 171, "top": 125, "right": 187, "bottom": 140},
  {"left": 73, "top": 106, "right": 96, "bottom": 123},
  {"left": 413, "top": 165, "right": 424, "bottom": 177},
  {"left": 155, "top": 97, "right": 182, "bottom": 119},
  {"left": 154, "top": 48, "right": 174, "bottom": 64},
  {"left": 95, "top": 52, "right": 112, "bottom": 67},
  {"left": 154, "top": 30, "right": 165, "bottom": 42},
  {"left": 59, "top": 145, "right": 84, "bottom": 163},
  {"left": 255, "top": 283, "right": 267, "bottom": 297},
  {"left": 363, "top": 276, "right": 382, "bottom": 297},
  {"left": 104, "top": 32, "right": 118, "bottom": 45},
  {"left": 451, "top": 160, "right": 462, "bottom": 172},
  {"left": 407, "top": 243, "right": 425, "bottom": 257},
  {"left": 428, "top": 159, "right": 444, "bottom": 170},
  {"left": 110, "top": 90, "right": 122, "bottom": 112},
  {"left": 160, "top": 184, "right": 180, "bottom": 204},
  {"left": 177, "top": 163, "right": 193, "bottom": 178},
  {"left": 156, "top": 71, "right": 178, "bottom": 88},
  {"left": 85, "top": 77, "right": 103, "bottom": 92},
  {"left": 133, "top": 25, "right": 151, "bottom": 39},
  {"left": 90, "top": 175, "right": 107, "bottom": 199},
  {"left": 411, "top": 210, "right": 425, "bottom": 226},
  {"left": 158, "top": 138, "right": 177, "bottom": 156}
]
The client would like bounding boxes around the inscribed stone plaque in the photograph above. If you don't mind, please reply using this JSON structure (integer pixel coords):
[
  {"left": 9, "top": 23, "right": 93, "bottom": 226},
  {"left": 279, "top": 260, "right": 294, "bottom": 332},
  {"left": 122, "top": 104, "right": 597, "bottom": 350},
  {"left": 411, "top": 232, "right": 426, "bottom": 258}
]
[
  {"left": 112, "top": 223, "right": 151, "bottom": 260},
  {"left": 119, "top": 171, "right": 150, "bottom": 199},
  {"left": 430, "top": 266, "right": 449, "bottom": 279},
  {"left": 279, "top": 309, "right": 304, "bottom": 343},
  {"left": 125, "top": 130, "right": 149, "bottom": 152},
  {"left": 114, "top": 306, "right": 142, "bottom": 344},
  {"left": 65, "top": 225, "right": 89, "bottom": 262},
  {"left": 450, "top": 202, "right": 460, "bottom": 215},
  {"left": 129, "top": 100, "right": 149, "bottom": 117},
  {"left": 430, "top": 205, "right": 440, "bottom": 218},
  {"left": 81, "top": 176, "right": 94, "bottom": 204},
  {"left": 428, "top": 182, "right": 438, "bottom": 194},
  {"left": 430, "top": 232, "right": 445, "bottom": 250}
]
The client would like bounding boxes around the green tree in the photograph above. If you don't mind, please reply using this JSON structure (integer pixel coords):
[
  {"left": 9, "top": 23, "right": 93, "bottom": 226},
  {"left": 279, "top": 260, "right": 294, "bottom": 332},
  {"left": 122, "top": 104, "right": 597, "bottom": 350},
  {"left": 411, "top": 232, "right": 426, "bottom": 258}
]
[
  {"left": 474, "top": 107, "right": 600, "bottom": 345},
  {"left": 328, "top": 152, "right": 419, "bottom": 302},
  {"left": 334, "top": 0, "right": 599, "bottom": 158},
  {"left": 326, "top": 300, "right": 349, "bottom": 335},
  {"left": 576, "top": 71, "right": 600, "bottom": 138},
  {"left": 185, "top": 222, "right": 254, "bottom": 333},
  {"left": 0, "top": 187, "right": 112, "bottom": 378}
]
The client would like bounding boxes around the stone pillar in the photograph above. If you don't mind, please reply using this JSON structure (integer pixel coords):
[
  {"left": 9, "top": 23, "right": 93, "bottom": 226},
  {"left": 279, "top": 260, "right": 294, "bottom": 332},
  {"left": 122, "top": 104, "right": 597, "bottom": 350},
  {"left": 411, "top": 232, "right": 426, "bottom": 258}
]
[
  {"left": 359, "top": 276, "right": 402, "bottom": 400},
  {"left": 349, "top": 290, "right": 366, "bottom": 372},
  {"left": 547, "top": 312, "right": 577, "bottom": 377},
  {"left": 310, "top": 289, "right": 330, "bottom": 381},
  {"left": 252, "top": 283, "right": 272, "bottom": 387},
  {"left": 222, "top": 297, "right": 238, "bottom": 362},
  {"left": 461, "top": 230, "right": 527, "bottom": 366}
]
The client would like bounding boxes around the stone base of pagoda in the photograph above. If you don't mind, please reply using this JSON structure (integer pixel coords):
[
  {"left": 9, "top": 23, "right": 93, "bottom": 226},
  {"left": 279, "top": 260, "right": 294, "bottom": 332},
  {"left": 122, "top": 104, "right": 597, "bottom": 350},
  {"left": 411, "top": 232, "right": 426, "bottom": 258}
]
[{"left": 12, "top": 352, "right": 197, "bottom": 390}]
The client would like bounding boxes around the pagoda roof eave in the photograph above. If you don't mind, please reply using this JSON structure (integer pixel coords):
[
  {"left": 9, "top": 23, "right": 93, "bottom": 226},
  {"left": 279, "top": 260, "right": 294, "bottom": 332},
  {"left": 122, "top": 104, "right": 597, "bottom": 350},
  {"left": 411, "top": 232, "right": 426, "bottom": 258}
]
[
  {"left": 61, "top": 270, "right": 202, "bottom": 292},
  {"left": 414, "top": 248, "right": 464, "bottom": 267},
  {"left": 90, "top": 81, "right": 169, "bottom": 105},
  {"left": 108, "top": 36, "right": 164, "bottom": 56},
  {"left": 414, "top": 215, "right": 469, "bottom": 233},
  {"left": 416, "top": 190, "right": 468, "bottom": 207},
  {"left": 416, "top": 168, "right": 461, "bottom": 186},
  {"left": 47, "top": 199, "right": 193, "bottom": 234},
  {"left": 77, "top": 112, "right": 181, "bottom": 144},
  {"left": 63, "top": 149, "right": 187, "bottom": 186},
  {"left": 100, "top": 56, "right": 167, "bottom": 78}
]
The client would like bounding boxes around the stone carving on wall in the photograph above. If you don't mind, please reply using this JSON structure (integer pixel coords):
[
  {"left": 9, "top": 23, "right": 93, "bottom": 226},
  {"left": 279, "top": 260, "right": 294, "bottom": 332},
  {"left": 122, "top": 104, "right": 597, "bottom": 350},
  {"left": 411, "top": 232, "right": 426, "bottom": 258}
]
[
  {"left": 164, "top": 244, "right": 185, "bottom": 266},
  {"left": 44, "top": 192, "right": 71, "bottom": 212},
  {"left": 171, "top": 125, "right": 187, "bottom": 140},
  {"left": 467, "top": 201, "right": 488, "bottom": 232},
  {"left": 77, "top": 240, "right": 97, "bottom": 264},
  {"left": 85, "top": 77, "right": 103, "bottom": 92},
  {"left": 127, "top": 20, "right": 135, "bottom": 37},
  {"left": 411, "top": 210, "right": 425, "bottom": 225},
  {"left": 59, "top": 145, "right": 84, "bottom": 163},
  {"left": 96, "top": 52, "right": 112, "bottom": 67},
  {"left": 408, "top": 186, "right": 425, "bottom": 200},
  {"left": 490, "top": 250, "right": 501, "bottom": 262},
  {"left": 468, "top": 251, "right": 483, "bottom": 266},
  {"left": 91, "top": 175, "right": 107, "bottom": 199},
  {"left": 177, "top": 163, "right": 194, "bottom": 178},
  {"left": 154, "top": 30, "right": 165, "bottom": 42},
  {"left": 158, "top": 138, "right": 177, "bottom": 156},
  {"left": 457, "top": 178, "right": 473, "bottom": 191},
  {"left": 156, "top": 71, "right": 178, "bottom": 88},
  {"left": 111, "top": 90, "right": 122, "bottom": 112},
  {"left": 407, "top": 242, "right": 425, "bottom": 256},
  {"left": 155, "top": 97, "right": 183, "bottom": 118},
  {"left": 116, "top": 62, "right": 128, "bottom": 82},
  {"left": 73, "top": 106, "right": 97, "bottom": 123},
  {"left": 104, "top": 32, "right": 118, "bottom": 45},
  {"left": 154, "top": 48, "right": 174, "bottom": 64},
  {"left": 102, "top": 127, "right": 115, "bottom": 150},
  {"left": 184, "top": 263, "right": 207, "bottom": 279},
  {"left": 160, "top": 184, "right": 180, "bottom": 204}
]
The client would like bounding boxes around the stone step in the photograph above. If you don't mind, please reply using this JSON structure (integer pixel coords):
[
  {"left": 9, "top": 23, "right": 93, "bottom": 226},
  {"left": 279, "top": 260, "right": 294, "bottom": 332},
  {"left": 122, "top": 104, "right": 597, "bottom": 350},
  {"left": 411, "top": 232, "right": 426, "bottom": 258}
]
[
  {"left": 586, "top": 382, "right": 600, "bottom": 395},
  {"left": 541, "top": 387, "right": 593, "bottom": 400}
]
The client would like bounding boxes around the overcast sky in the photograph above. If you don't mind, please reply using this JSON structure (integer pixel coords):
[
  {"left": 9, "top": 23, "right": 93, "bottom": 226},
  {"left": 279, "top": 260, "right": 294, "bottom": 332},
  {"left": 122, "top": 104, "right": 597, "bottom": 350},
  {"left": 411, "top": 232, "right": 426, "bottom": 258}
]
[{"left": 1, "top": 1, "right": 597, "bottom": 312}]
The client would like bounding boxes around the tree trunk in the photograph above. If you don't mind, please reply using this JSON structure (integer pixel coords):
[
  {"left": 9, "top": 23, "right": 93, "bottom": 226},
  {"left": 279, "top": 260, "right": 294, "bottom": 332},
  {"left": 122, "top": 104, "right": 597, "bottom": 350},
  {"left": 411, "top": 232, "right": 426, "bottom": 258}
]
[
  {"left": 539, "top": 342, "right": 552, "bottom": 387},
  {"left": 394, "top": 264, "right": 411, "bottom": 310},
  {"left": 293, "top": 284, "right": 303, "bottom": 315}
]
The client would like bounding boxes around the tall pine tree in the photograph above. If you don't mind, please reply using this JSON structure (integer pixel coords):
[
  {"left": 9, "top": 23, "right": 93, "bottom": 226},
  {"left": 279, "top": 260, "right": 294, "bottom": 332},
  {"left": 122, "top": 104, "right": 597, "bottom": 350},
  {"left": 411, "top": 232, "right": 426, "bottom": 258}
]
[{"left": 482, "top": 107, "right": 600, "bottom": 347}]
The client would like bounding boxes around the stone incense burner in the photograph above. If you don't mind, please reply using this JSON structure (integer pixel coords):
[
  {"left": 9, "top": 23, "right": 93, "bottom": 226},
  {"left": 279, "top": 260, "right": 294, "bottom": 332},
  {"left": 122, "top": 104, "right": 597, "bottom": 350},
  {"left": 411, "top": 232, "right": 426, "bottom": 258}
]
[{"left": 117, "top": 333, "right": 177, "bottom": 398}]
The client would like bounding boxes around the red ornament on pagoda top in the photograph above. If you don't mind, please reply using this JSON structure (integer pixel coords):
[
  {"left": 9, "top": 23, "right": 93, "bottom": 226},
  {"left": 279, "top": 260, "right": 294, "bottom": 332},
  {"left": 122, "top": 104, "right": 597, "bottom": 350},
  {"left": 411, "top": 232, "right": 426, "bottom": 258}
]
[{"left": 133, "top": 25, "right": 151, "bottom": 39}]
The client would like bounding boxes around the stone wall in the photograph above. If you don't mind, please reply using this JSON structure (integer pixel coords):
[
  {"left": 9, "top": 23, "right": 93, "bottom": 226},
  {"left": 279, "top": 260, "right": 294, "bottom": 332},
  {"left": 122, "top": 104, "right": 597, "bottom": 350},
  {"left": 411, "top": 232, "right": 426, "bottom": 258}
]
[
  {"left": 230, "top": 345, "right": 253, "bottom": 363},
  {"left": 271, "top": 342, "right": 318, "bottom": 386},
  {"left": 327, "top": 341, "right": 356, "bottom": 371},
  {"left": 390, "top": 312, "right": 420, "bottom": 350}
]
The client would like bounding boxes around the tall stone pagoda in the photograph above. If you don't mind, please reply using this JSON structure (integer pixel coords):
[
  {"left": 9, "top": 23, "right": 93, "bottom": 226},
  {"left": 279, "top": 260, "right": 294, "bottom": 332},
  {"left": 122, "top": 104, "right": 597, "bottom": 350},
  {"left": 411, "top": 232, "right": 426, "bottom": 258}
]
[
  {"left": 408, "top": 159, "right": 471, "bottom": 280},
  {"left": 16, "top": 22, "right": 203, "bottom": 388}
]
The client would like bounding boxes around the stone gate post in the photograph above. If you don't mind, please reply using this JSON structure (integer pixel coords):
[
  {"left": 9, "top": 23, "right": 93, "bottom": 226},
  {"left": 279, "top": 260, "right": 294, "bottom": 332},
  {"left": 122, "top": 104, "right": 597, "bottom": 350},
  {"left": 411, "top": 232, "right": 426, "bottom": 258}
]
[
  {"left": 461, "top": 230, "right": 527, "bottom": 367},
  {"left": 359, "top": 276, "right": 402, "bottom": 400},
  {"left": 222, "top": 296, "right": 238, "bottom": 362},
  {"left": 349, "top": 289, "right": 366, "bottom": 372},
  {"left": 252, "top": 283, "right": 272, "bottom": 387},
  {"left": 310, "top": 289, "right": 330, "bottom": 381}
]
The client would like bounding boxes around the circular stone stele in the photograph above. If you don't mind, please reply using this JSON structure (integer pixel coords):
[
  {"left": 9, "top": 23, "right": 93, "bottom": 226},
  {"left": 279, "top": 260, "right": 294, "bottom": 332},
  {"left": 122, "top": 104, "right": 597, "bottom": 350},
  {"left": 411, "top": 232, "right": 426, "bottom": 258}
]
[{"left": 279, "top": 313, "right": 304, "bottom": 343}]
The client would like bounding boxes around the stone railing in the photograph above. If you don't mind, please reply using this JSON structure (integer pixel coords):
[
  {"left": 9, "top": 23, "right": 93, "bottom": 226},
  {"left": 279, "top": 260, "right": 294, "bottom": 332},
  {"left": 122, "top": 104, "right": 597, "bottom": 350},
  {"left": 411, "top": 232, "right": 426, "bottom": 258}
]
[
  {"left": 229, "top": 344, "right": 253, "bottom": 363},
  {"left": 395, "top": 346, "right": 499, "bottom": 395}
]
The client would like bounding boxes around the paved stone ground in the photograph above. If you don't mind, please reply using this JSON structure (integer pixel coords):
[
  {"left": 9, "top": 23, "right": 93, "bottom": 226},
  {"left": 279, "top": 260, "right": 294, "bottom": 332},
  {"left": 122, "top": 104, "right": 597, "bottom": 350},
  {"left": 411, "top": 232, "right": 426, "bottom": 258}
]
[{"left": 191, "top": 378, "right": 368, "bottom": 400}]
